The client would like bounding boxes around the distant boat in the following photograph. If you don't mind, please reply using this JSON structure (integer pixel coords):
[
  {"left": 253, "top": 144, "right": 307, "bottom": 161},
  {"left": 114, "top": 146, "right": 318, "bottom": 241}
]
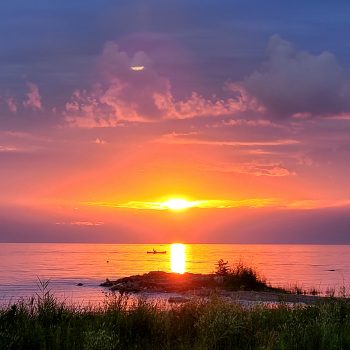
[{"left": 147, "top": 249, "right": 167, "bottom": 254}]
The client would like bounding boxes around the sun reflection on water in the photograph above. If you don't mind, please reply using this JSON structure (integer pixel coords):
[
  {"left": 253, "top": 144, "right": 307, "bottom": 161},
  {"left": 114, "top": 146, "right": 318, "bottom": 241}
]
[{"left": 170, "top": 243, "right": 186, "bottom": 274}]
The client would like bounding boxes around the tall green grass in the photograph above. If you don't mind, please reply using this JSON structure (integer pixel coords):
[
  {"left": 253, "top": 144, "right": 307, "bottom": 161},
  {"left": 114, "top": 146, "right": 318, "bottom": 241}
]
[{"left": 1, "top": 282, "right": 350, "bottom": 350}]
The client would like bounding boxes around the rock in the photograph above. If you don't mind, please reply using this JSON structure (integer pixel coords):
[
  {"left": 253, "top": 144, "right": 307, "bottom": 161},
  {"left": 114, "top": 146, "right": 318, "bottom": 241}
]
[
  {"left": 100, "top": 278, "right": 113, "bottom": 287},
  {"left": 110, "top": 281, "right": 141, "bottom": 293}
]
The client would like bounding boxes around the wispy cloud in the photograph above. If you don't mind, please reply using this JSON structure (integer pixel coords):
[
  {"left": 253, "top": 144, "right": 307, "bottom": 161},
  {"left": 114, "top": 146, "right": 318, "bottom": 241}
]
[
  {"left": 207, "top": 118, "right": 287, "bottom": 129},
  {"left": 55, "top": 221, "right": 104, "bottom": 226},
  {"left": 203, "top": 161, "right": 294, "bottom": 177},
  {"left": 157, "top": 132, "right": 300, "bottom": 147},
  {"left": 0, "top": 145, "right": 21, "bottom": 152}
]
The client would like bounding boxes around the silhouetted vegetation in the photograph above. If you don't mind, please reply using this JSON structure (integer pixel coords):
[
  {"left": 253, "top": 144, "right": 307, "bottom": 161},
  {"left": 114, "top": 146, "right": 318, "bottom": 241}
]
[
  {"left": 1, "top": 279, "right": 350, "bottom": 350},
  {"left": 215, "top": 259, "right": 273, "bottom": 291}
]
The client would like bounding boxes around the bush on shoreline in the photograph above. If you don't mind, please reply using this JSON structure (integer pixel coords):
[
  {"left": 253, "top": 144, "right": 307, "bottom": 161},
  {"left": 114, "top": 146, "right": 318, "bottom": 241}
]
[
  {"left": 1, "top": 286, "right": 350, "bottom": 350},
  {"left": 215, "top": 259, "right": 271, "bottom": 291}
]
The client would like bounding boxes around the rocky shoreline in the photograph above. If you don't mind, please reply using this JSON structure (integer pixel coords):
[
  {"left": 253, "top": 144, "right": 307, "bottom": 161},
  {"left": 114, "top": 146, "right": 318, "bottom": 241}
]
[
  {"left": 100, "top": 271, "right": 324, "bottom": 305},
  {"left": 100, "top": 271, "right": 218, "bottom": 293}
]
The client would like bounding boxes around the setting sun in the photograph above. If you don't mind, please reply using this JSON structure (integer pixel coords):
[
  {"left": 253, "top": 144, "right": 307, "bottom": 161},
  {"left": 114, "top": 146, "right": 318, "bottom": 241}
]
[{"left": 161, "top": 198, "right": 194, "bottom": 211}]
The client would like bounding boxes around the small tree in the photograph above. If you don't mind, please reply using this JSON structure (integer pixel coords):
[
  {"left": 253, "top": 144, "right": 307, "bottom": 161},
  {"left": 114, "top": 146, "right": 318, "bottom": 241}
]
[{"left": 215, "top": 259, "right": 230, "bottom": 276}]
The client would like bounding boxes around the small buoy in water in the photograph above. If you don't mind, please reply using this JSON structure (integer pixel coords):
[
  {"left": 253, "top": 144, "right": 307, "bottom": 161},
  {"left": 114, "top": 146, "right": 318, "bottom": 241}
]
[
  {"left": 107, "top": 260, "right": 109, "bottom": 263},
  {"left": 77, "top": 283, "right": 83, "bottom": 286}
]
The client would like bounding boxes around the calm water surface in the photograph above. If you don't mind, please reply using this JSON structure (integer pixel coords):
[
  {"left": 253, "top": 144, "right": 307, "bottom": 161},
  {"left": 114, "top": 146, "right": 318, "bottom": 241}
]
[{"left": 0, "top": 243, "right": 349, "bottom": 304}]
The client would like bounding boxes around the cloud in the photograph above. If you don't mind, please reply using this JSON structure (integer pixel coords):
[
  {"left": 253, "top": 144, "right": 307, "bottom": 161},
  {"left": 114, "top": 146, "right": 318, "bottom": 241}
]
[
  {"left": 157, "top": 132, "right": 299, "bottom": 147},
  {"left": 7, "top": 36, "right": 349, "bottom": 129},
  {"left": 153, "top": 84, "right": 260, "bottom": 120},
  {"left": 0, "top": 96, "right": 18, "bottom": 114},
  {"left": 5, "top": 97, "right": 18, "bottom": 113},
  {"left": 23, "top": 83, "right": 43, "bottom": 110},
  {"left": 64, "top": 35, "right": 350, "bottom": 127},
  {"left": 209, "top": 118, "right": 283, "bottom": 128},
  {"left": 0, "top": 145, "right": 20, "bottom": 152},
  {"left": 204, "top": 161, "right": 293, "bottom": 177},
  {"left": 55, "top": 221, "right": 104, "bottom": 226},
  {"left": 64, "top": 42, "right": 169, "bottom": 126},
  {"left": 64, "top": 42, "right": 260, "bottom": 127},
  {"left": 239, "top": 35, "right": 350, "bottom": 118},
  {"left": 94, "top": 137, "right": 107, "bottom": 145}
]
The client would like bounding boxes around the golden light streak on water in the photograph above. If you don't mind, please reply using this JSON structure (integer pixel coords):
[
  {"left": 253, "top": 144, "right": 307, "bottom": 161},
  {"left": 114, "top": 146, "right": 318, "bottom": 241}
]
[{"left": 170, "top": 243, "right": 186, "bottom": 274}]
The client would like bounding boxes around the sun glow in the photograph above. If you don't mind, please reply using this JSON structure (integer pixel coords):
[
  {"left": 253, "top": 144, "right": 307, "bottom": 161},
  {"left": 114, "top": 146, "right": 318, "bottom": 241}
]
[
  {"left": 83, "top": 197, "right": 279, "bottom": 211},
  {"left": 161, "top": 198, "right": 194, "bottom": 211},
  {"left": 170, "top": 243, "right": 186, "bottom": 274}
]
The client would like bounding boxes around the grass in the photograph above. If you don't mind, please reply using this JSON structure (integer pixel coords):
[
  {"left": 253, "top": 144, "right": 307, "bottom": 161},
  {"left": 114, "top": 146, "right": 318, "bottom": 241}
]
[{"left": 1, "top": 280, "right": 350, "bottom": 350}]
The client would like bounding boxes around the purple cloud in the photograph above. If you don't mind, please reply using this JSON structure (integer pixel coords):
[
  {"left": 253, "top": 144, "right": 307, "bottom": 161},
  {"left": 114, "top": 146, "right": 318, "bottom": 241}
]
[{"left": 239, "top": 35, "right": 350, "bottom": 118}]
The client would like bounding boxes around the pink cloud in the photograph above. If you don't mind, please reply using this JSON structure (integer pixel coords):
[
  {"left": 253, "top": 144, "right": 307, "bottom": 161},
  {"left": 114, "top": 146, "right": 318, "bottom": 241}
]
[
  {"left": 94, "top": 137, "right": 107, "bottom": 145},
  {"left": 152, "top": 86, "right": 256, "bottom": 120},
  {"left": 55, "top": 221, "right": 104, "bottom": 226},
  {"left": 23, "top": 83, "right": 43, "bottom": 110},
  {"left": 0, "top": 145, "right": 20, "bottom": 152},
  {"left": 5, "top": 97, "right": 18, "bottom": 113},
  {"left": 0, "top": 96, "right": 18, "bottom": 113},
  {"left": 64, "top": 42, "right": 262, "bottom": 127}
]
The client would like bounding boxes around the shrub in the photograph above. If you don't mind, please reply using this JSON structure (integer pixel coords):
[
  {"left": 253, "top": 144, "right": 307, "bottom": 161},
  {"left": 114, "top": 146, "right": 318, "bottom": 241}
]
[{"left": 216, "top": 260, "right": 268, "bottom": 291}]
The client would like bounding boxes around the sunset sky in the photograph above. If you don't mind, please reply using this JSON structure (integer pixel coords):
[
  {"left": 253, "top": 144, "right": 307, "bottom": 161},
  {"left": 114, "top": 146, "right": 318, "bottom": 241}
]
[{"left": 1, "top": 1, "right": 350, "bottom": 243}]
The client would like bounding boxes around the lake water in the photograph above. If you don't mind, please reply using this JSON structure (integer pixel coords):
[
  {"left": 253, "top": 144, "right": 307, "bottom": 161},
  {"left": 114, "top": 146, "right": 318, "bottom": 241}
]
[{"left": 1, "top": 243, "right": 349, "bottom": 305}]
